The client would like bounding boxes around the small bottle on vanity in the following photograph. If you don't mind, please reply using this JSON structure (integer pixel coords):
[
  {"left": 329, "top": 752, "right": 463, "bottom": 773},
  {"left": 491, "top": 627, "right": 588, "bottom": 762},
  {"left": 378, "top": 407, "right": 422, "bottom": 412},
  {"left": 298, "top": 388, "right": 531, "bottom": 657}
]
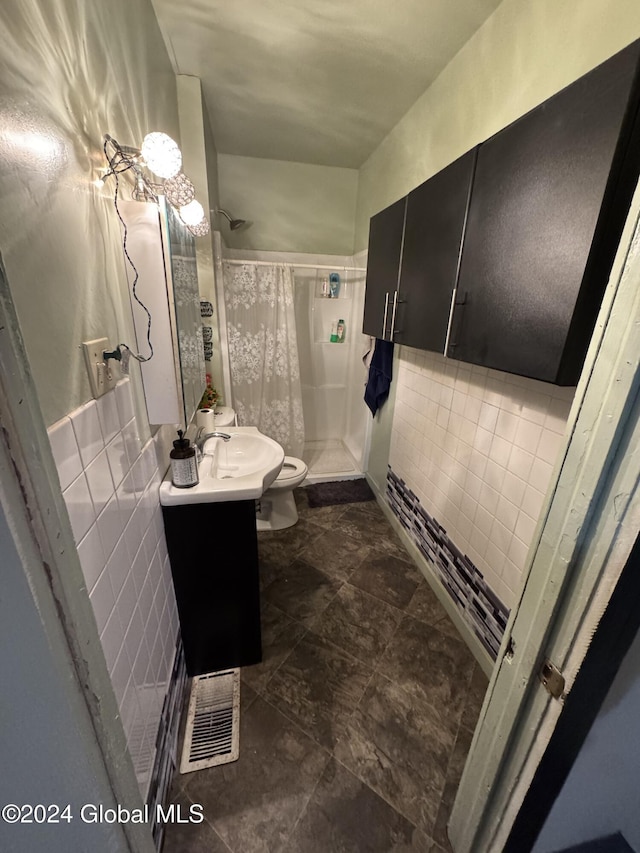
[{"left": 170, "top": 430, "right": 199, "bottom": 488}]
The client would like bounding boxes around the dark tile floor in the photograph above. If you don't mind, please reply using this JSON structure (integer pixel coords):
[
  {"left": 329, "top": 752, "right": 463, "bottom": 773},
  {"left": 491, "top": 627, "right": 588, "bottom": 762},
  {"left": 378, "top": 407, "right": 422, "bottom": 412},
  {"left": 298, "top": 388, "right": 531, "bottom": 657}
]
[{"left": 163, "top": 489, "right": 488, "bottom": 853}]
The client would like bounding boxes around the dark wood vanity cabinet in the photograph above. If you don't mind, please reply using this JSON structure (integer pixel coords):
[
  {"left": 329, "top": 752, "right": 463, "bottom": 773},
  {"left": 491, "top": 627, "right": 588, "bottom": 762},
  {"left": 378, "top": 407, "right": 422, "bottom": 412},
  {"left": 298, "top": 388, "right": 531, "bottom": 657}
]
[
  {"left": 363, "top": 38, "right": 640, "bottom": 385},
  {"left": 396, "top": 149, "right": 476, "bottom": 352},
  {"left": 162, "top": 500, "right": 262, "bottom": 677},
  {"left": 362, "top": 196, "right": 406, "bottom": 340},
  {"left": 448, "top": 39, "right": 640, "bottom": 384}
]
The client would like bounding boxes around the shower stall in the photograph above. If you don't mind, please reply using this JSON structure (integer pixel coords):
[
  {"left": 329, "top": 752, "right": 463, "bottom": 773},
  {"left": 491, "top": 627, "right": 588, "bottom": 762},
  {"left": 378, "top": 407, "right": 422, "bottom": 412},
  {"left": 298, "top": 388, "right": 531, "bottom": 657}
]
[
  {"left": 215, "top": 248, "right": 371, "bottom": 484},
  {"left": 292, "top": 265, "right": 371, "bottom": 483}
]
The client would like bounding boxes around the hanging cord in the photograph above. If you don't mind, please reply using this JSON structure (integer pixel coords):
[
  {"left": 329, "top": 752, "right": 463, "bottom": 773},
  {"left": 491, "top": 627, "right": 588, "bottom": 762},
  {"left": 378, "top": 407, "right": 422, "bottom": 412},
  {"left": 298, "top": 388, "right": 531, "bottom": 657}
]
[{"left": 102, "top": 136, "right": 154, "bottom": 364}]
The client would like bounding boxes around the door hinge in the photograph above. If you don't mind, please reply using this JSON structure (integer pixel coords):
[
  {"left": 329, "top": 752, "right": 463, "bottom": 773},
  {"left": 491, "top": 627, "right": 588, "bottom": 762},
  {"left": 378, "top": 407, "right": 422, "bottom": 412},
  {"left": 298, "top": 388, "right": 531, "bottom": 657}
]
[{"left": 539, "top": 658, "right": 566, "bottom": 701}]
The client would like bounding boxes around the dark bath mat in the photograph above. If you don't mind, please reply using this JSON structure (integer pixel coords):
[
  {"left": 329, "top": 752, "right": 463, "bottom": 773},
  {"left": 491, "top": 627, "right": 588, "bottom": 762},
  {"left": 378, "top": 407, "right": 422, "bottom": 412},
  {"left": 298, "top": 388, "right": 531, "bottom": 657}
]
[{"left": 305, "top": 478, "right": 375, "bottom": 508}]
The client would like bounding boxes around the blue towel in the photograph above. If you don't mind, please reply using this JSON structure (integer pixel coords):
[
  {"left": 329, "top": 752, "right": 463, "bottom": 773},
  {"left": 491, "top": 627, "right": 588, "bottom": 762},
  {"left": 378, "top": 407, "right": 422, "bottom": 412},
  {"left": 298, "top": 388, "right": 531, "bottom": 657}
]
[{"left": 364, "top": 339, "right": 394, "bottom": 416}]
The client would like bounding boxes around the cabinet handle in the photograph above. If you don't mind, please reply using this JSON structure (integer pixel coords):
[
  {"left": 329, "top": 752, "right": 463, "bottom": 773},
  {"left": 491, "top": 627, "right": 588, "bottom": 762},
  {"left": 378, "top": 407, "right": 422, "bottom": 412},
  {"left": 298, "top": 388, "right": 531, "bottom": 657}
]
[
  {"left": 444, "top": 288, "right": 457, "bottom": 355},
  {"left": 445, "top": 290, "right": 468, "bottom": 354},
  {"left": 390, "top": 291, "right": 404, "bottom": 339},
  {"left": 382, "top": 292, "right": 390, "bottom": 339}
]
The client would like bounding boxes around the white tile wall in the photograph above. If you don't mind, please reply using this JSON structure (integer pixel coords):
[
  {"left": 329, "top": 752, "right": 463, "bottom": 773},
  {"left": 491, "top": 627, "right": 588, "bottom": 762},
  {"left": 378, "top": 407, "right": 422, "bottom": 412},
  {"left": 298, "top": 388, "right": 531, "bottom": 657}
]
[
  {"left": 389, "top": 348, "right": 574, "bottom": 610},
  {"left": 48, "top": 379, "right": 178, "bottom": 798}
]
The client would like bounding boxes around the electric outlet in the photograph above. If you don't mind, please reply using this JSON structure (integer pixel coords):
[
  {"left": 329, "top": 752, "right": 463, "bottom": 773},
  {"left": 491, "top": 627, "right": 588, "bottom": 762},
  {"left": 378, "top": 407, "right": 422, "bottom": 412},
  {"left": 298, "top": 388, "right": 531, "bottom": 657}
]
[{"left": 82, "top": 338, "right": 119, "bottom": 399}]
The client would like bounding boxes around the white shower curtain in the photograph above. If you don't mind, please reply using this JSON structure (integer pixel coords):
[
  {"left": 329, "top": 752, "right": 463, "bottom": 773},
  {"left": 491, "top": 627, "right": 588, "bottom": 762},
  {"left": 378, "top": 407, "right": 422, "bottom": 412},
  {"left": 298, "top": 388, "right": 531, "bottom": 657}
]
[{"left": 222, "top": 262, "right": 305, "bottom": 457}]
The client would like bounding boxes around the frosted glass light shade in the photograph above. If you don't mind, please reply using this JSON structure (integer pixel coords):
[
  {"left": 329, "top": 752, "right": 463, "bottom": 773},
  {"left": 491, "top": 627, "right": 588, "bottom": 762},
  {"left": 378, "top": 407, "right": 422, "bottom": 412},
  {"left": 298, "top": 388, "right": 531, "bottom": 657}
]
[
  {"left": 164, "top": 172, "right": 195, "bottom": 207},
  {"left": 179, "top": 199, "right": 205, "bottom": 227},
  {"left": 141, "top": 132, "right": 182, "bottom": 179}
]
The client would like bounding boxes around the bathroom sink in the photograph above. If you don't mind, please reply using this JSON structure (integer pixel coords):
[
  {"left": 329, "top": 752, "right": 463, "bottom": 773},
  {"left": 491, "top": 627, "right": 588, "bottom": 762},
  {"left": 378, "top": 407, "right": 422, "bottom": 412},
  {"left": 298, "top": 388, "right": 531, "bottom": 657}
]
[{"left": 159, "top": 426, "right": 284, "bottom": 506}]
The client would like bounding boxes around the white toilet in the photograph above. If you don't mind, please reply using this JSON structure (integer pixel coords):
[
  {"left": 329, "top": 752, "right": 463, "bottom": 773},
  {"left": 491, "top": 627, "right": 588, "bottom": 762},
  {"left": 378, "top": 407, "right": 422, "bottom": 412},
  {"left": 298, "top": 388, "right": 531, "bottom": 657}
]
[
  {"left": 195, "top": 405, "right": 237, "bottom": 431},
  {"left": 256, "top": 456, "right": 308, "bottom": 531},
  {"left": 198, "top": 406, "right": 307, "bottom": 531},
  {"left": 212, "top": 406, "right": 236, "bottom": 428}
]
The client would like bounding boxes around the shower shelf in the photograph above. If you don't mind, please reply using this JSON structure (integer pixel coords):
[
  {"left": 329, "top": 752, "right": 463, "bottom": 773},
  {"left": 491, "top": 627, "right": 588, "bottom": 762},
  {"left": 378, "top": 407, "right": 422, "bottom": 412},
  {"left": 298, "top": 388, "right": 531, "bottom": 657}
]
[
  {"left": 314, "top": 293, "right": 351, "bottom": 300},
  {"left": 312, "top": 295, "right": 353, "bottom": 344},
  {"left": 313, "top": 276, "right": 352, "bottom": 300}
]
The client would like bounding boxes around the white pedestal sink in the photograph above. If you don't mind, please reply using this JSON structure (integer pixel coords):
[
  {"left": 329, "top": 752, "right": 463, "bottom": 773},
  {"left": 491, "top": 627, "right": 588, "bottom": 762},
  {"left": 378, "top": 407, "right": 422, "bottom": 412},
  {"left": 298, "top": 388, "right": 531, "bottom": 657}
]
[{"left": 159, "top": 426, "right": 284, "bottom": 506}]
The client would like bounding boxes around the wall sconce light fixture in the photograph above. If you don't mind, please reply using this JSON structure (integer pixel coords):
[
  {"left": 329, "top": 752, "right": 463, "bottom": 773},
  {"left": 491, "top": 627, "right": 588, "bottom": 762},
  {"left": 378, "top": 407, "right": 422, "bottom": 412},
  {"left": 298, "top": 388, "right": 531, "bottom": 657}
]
[
  {"left": 140, "top": 132, "right": 182, "bottom": 179},
  {"left": 103, "top": 132, "right": 210, "bottom": 236},
  {"left": 100, "top": 131, "right": 211, "bottom": 370}
]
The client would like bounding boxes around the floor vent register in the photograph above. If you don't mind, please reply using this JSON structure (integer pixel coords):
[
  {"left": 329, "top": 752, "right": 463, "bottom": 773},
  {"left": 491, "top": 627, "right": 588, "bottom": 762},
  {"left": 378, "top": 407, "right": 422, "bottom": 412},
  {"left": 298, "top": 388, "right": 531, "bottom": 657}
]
[{"left": 180, "top": 669, "right": 240, "bottom": 773}]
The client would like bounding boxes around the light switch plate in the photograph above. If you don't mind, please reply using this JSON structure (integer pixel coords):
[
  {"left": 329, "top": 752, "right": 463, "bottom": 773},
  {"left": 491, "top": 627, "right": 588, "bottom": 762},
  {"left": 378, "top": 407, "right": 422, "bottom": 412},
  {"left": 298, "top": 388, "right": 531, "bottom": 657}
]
[{"left": 82, "top": 338, "right": 118, "bottom": 399}]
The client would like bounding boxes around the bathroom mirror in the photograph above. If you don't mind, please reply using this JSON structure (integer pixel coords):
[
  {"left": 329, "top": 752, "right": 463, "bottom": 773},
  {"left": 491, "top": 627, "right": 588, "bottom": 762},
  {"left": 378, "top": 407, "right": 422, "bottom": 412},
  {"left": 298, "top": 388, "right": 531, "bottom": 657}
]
[
  {"left": 160, "top": 199, "right": 206, "bottom": 426},
  {"left": 118, "top": 198, "right": 205, "bottom": 427}
]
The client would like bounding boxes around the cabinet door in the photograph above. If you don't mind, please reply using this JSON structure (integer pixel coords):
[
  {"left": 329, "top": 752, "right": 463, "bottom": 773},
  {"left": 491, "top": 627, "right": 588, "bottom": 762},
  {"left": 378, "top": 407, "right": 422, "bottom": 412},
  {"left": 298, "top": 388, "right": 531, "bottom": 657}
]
[
  {"left": 396, "top": 149, "right": 477, "bottom": 351},
  {"left": 362, "top": 196, "right": 407, "bottom": 339},
  {"left": 450, "top": 40, "right": 640, "bottom": 384},
  {"left": 163, "top": 500, "right": 262, "bottom": 676}
]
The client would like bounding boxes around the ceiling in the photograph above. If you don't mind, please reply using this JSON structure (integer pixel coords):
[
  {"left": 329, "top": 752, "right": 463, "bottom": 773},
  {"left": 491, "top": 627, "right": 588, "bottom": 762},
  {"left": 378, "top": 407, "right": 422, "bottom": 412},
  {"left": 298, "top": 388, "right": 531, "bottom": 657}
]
[{"left": 151, "top": 0, "right": 503, "bottom": 169}]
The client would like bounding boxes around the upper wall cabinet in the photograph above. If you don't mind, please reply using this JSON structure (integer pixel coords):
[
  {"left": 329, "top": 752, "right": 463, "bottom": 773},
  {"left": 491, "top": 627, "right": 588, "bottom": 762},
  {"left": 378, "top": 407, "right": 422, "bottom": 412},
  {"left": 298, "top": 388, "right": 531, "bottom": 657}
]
[
  {"left": 448, "top": 39, "right": 640, "bottom": 384},
  {"left": 362, "top": 150, "right": 476, "bottom": 347},
  {"left": 363, "top": 38, "right": 640, "bottom": 386},
  {"left": 397, "top": 149, "right": 476, "bottom": 352},
  {"left": 363, "top": 197, "right": 406, "bottom": 340}
]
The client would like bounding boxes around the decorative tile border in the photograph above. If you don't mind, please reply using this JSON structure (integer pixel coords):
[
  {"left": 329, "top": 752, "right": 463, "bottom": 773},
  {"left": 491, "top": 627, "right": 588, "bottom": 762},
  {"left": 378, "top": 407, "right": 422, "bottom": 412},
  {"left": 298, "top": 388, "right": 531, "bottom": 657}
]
[
  {"left": 387, "top": 467, "right": 509, "bottom": 659},
  {"left": 147, "top": 637, "right": 188, "bottom": 851}
]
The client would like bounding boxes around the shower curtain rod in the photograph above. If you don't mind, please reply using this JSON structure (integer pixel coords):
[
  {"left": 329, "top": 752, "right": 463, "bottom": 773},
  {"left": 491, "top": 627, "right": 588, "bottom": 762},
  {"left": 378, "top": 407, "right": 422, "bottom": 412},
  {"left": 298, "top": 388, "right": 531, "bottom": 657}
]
[{"left": 222, "top": 259, "right": 366, "bottom": 272}]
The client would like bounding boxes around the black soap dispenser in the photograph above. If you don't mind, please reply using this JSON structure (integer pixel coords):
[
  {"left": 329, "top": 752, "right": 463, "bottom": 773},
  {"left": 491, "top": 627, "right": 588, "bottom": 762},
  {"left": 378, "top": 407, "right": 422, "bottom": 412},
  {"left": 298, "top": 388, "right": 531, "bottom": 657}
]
[{"left": 170, "top": 430, "right": 199, "bottom": 488}]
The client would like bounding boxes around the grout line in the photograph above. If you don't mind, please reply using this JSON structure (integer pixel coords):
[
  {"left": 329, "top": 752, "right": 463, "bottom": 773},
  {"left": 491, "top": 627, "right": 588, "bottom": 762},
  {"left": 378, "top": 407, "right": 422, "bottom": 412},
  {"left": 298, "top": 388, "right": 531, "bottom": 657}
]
[
  {"left": 175, "top": 787, "right": 234, "bottom": 853},
  {"left": 257, "top": 689, "right": 335, "bottom": 759},
  {"left": 279, "top": 754, "right": 331, "bottom": 850},
  {"left": 330, "top": 667, "right": 444, "bottom": 841},
  {"left": 246, "top": 605, "right": 311, "bottom": 695}
]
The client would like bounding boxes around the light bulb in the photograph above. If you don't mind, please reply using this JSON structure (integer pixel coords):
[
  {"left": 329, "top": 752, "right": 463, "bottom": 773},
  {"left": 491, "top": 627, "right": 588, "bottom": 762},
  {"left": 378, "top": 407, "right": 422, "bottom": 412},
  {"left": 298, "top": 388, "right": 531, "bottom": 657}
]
[
  {"left": 179, "top": 199, "right": 205, "bottom": 227},
  {"left": 164, "top": 172, "right": 195, "bottom": 207},
  {"left": 140, "top": 132, "right": 182, "bottom": 179}
]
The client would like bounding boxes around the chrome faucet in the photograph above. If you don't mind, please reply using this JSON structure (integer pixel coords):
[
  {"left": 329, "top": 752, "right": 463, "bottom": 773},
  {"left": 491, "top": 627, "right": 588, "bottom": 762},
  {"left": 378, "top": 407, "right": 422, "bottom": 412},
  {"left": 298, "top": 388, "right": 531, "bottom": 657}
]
[{"left": 195, "top": 427, "right": 232, "bottom": 455}]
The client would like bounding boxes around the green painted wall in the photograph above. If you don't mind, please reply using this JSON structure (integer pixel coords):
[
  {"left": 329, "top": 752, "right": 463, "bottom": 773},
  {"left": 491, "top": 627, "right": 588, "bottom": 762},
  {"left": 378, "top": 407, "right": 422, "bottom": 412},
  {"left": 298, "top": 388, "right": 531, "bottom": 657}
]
[
  {"left": 0, "top": 0, "right": 180, "bottom": 427},
  {"left": 355, "top": 0, "right": 640, "bottom": 250},
  {"left": 217, "top": 153, "right": 358, "bottom": 255}
]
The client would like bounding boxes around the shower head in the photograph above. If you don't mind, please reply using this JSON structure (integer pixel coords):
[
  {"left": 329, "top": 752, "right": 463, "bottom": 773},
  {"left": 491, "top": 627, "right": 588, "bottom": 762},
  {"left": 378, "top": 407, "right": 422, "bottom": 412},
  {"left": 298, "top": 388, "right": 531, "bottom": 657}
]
[{"left": 214, "top": 208, "right": 247, "bottom": 231}]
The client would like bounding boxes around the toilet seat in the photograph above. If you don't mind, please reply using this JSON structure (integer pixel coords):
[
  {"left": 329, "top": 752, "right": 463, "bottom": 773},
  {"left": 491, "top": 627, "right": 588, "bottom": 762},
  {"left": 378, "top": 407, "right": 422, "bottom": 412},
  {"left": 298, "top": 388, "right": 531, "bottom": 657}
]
[{"left": 267, "top": 456, "right": 308, "bottom": 491}]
